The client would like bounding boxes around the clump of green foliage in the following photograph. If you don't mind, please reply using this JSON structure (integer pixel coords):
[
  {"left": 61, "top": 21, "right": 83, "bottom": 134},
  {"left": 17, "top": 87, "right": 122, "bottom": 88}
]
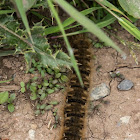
[{"left": 26, "top": 59, "right": 68, "bottom": 116}]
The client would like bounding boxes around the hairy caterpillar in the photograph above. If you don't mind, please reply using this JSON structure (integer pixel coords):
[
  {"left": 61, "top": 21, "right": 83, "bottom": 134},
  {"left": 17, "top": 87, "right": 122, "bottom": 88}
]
[{"left": 60, "top": 34, "right": 92, "bottom": 140}]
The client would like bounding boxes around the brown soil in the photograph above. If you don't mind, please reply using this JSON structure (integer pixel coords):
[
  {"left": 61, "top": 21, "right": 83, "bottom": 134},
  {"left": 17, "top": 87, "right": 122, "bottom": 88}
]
[{"left": 0, "top": 26, "right": 140, "bottom": 140}]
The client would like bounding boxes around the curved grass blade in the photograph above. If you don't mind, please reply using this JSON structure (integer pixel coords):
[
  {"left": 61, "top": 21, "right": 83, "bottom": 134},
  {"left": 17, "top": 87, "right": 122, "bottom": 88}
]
[{"left": 47, "top": 0, "right": 83, "bottom": 86}]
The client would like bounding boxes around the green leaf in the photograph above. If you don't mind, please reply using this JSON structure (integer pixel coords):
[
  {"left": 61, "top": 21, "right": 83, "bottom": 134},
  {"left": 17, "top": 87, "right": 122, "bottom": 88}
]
[
  {"left": 30, "top": 85, "right": 37, "bottom": 92},
  {"left": 10, "top": 93, "right": 16, "bottom": 100},
  {"left": 46, "top": 68, "right": 53, "bottom": 74},
  {"left": 38, "top": 85, "right": 42, "bottom": 89},
  {"left": 29, "top": 68, "right": 35, "bottom": 73},
  {"left": 30, "top": 92, "right": 37, "bottom": 100},
  {"left": 118, "top": 0, "right": 140, "bottom": 18},
  {"left": 45, "top": 105, "right": 53, "bottom": 110},
  {"left": 61, "top": 75, "right": 69, "bottom": 82},
  {"left": 49, "top": 83, "right": 53, "bottom": 88},
  {"left": 47, "top": 89, "right": 55, "bottom": 94},
  {"left": 55, "top": 73, "right": 61, "bottom": 78},
  {"left": 43, "top": 80, "right": 49, "bottom": 87},
  {"left": 41, "top": 70, "right": 45, "bottom": 77},
  {"left": 35, "top": 110, "right": 40, "bottom": 115},
  {"left": 38, "top": 89, "right": 43, "bottom": 95},
  {"left": 54, "top": 68, "right": 60, "bottom": 73},
  {"left": 34, "top": 47, "right": 72, "bottom": 68},
  {"left": 36, "top": 103, "right": 40, "bottom": 109},
  {"left": 31, "top": 82, "right": 37, "bottom": 87},
  {"left": 55, "top": 50, "right": 71, "bottom": 63},
  {"left": 8, "top": 103, "right": 15, "bottom": 113},
  {"left": 20, "top": 81, "right": 25, "bottom": 87},
  {"left": 41, "top": 110, "right": 45, "bottom": 114},
  {"left": 55, "top": 84, "right": 61, "bottom": 88},
  {"left": 49, "top": 101, "right": 59, "bottom": 105},
  {"left": 40, "top": 93, "right": 46, "bottom": 100},
  {"left": 52, "top": 79, "right": 58, "bottom": 84},
  {"left": 8, "top": 93, "right": 16, "bottom": 103},
  {"left": 21, "top": 87, "right": 26, "bottom": 93},
  {"left": 40, "top": 104, "right": 46, "bottom": 109},
  {"left": 0, "top": 91, "right": 9, "bottom": 104}
]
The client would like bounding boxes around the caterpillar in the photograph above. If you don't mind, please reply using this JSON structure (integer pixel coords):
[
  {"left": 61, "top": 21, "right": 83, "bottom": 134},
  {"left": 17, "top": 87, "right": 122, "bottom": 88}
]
[{"left": 59, "top": 34, "right": 92, "bottom": 140}]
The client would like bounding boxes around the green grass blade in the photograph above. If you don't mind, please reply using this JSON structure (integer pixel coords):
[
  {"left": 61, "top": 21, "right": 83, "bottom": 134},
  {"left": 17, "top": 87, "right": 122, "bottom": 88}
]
[
  {"left": 0, "top": 50, "right": 16, "bottom": 57},
  {"left": 47, "top": 0, "right": 83, "bottom": 86},
  {"left": 119, "top": 17, "right": 140, "bottom": 41},
  {"left": 95, "top": 0, "right": 128, "bottom": 19},
  {"left": 53, "top": 13, "right": 116, "bottom": 36},
  {"left": 0, "top": 10, "right": 15, "bottom": 14},
  {"left": 31, "top": 10, "right": 51, "bottom": 21},
  {"left": 13, "top": 0, "right": 34, "bottom": 51},
  {"left": 97, "top": 14, "right": 116, "bottom": 28},
  {"left": 62, "top": 7, "right": 102, "bottom": 27},
  {"left": 55, "top": 0, "right": 124, "bottom": 56},
  {"left": 0, "top": 78, "right": 13, "bottom": 84},
  {"left": 44, "top": 7, "right": 101, "bottom": 35},
  {"left": 53, "top": 15, "right": 116, "bottom": 38}
]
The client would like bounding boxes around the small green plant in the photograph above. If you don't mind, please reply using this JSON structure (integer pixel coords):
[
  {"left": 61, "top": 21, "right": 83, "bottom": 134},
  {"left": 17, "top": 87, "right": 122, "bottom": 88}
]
[
  {"left": 0, "top": 91, "right": 16, "bottom": 112},
  {"left": 7, "top": 93, "right": 16, "bottom": 113},
  {"left": 34, "top": 102, "right": 59, "bottom": 116},
  {"left": 52, "top": 108, "right": 59, "bottom": 128},
  {"left": 20, "top": 81, "right": 26, "bottom": 93}
]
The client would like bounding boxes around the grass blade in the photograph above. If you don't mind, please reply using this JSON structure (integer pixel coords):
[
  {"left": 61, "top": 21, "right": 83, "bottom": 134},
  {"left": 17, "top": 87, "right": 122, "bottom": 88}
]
[
  {"left": 52, "top": 15, "right": 116, "bottom": 38},
  {"left": 44, "top": 7, "right": 101, "bottom": 35},
  {"left": 55, "top": 0, "right": 124, "bottom": 56},
  {"left": 47, "top": 0, "right": 83, "bottom": 86},
  {"left": 12, "top": 0, "right": 34, "bottom": 51},
  {"left": 0, "top": 10, "right": 15, "bottom": 14},
  {"left": 119, "top": 17, "right": 140, "bottom": 41},
  {"left": 0, "top": 50, "right": 16, "bottom": 57},
  {"left": 95, "top": 0, "right": 129, "bottom": 20}
]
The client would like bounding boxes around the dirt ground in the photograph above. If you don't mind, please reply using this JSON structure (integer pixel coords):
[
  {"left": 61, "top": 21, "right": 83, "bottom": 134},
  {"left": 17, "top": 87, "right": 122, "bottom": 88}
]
[{"left": 0, "top": 26, "right": 140, "bottom": 140}]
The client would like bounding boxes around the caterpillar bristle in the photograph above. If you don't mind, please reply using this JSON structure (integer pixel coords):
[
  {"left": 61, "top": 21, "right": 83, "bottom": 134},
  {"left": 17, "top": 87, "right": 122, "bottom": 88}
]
[{"left": 60, "top": 34, "right": 92, "bottom": 140}]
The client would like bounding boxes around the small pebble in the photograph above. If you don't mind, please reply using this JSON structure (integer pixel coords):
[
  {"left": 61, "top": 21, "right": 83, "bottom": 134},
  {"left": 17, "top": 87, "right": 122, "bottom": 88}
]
[
  {"left": 90, "top": 83, "right": 110, "bottom": 100},
  {"left": 118, "top": 79, "right": 133, "bottom": 91},
  {"left": 20, "top": 66, "right": 24, "bottom": 70},
  {"left": 28, "top": 129, "right": 35, "bottom": 140},
  {"left": 120, "top": 116, "right": 131, "bottom": 124}
]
